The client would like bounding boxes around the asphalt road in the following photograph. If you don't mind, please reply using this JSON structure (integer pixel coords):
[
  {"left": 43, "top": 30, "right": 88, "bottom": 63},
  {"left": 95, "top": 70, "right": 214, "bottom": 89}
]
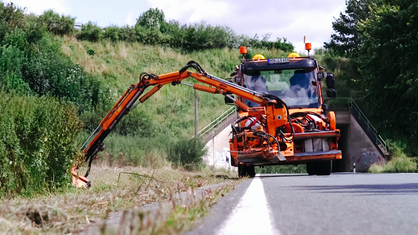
[{"left": 188, "top": 173, "right": 418, "bottom": 235}]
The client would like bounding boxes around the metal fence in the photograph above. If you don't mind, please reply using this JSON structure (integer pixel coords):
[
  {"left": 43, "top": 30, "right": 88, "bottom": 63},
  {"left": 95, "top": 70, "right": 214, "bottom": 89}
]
[{"left": 191, "top": 106, "right": 236, "bottom": 139}]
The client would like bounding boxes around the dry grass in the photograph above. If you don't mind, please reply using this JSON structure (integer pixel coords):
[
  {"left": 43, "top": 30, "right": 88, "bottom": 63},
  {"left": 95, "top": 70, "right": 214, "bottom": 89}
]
[{"left": 0, "top": 165, "right": 238, "bottom": 234}]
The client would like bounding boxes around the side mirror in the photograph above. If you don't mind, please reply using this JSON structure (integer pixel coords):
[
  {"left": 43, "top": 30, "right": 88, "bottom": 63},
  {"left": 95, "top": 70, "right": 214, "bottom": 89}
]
[
  {"left": 327, "top": 89, "right": 337, "bottom": 98},
  {"left": 225, "top": 94, "right": 235, "bottom": 105},
  {"left": 326, "top": 73, "right": 335, "bottom": 89},
  {"left": 317, "top": 72, "right": 327, "bottom": 81}
]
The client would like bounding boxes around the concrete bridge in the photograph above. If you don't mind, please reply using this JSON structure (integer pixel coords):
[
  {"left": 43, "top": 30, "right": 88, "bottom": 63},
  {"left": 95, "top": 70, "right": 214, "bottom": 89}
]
[{"left": 200, "top": 98, "right": 389, "bottom": 172}]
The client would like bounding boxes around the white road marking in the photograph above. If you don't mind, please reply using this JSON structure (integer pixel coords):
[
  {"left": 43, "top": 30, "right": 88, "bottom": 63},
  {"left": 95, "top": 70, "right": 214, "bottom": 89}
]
[{"left": 217, "top": 176, "right": 281, "bottom": 235}]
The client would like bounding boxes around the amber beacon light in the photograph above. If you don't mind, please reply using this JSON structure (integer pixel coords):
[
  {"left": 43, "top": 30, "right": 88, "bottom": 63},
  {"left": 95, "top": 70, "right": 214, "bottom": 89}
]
[
  {"left": 240, "top": 46, "right": 247, "bottom": 55},
  {"left": 305, "top": 42, "right": 312, "bottom": 51}
]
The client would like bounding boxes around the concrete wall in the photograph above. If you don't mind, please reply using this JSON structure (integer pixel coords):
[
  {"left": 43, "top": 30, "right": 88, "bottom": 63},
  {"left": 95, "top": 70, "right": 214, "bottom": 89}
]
[
  {"left": 202, "top": 125, "right": 237, "bottom": 171},
  {"left": 335, "top": 111, "right": 385, "bottom": 172}
]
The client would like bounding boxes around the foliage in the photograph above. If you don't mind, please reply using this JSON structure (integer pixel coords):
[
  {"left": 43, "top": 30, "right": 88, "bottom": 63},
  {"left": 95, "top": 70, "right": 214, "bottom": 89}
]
[
  {"left": 324, "top": 0, "right": 380, "bottom": 57},
  {"left": 74, "top": 7, "right": 295, "bottom": 52},
  {"left": 369, "top": 141, "right": 417, "bottom": 173},
  {"left": 37, "top": 10, "right": 75, "bottom": 36},
  {"left": 167, "top": 138, "right": 206, "bottom": 170},
  {"left": 0, "top": 92, "right": 83, "bottom": 196},
  {"left": 103, "top": 25, "right": 120, "bottom": 42},
  {"left": 356, "top": 0, "right": 418, "bottom": 153},
  {"left": 0, "top": 45, "right": 30, "bottom": 93},
  {"left": 77, "top": 21, "right": 103, "bottom": 42},
  {"left": 135, "top": 8, "right": 165, "bottom": 31},
  {"left": 0, "top": 2, "right": 24, "bottom": 42}
]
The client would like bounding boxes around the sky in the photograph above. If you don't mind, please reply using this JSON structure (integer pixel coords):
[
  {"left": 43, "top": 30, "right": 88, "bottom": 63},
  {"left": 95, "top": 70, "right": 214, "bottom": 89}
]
[{"left": 7, "top": 0, "right": 347, "bottom": 53}]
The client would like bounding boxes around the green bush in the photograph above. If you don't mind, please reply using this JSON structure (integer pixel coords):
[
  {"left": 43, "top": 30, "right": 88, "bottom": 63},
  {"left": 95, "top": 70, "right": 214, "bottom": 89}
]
[
  {"left": 135, "top": 8, "right": 165, "bottom": 31},
  {"left": 167, "top": 138, "right": 206, "bottom": 171},
  {"left": 369, "top": 141, "right": 418, "bottom": 173},
  {"left": 20, "top": 36, "right": 108, "bottom": 112},
  {"left": 0, "top": 2, "right": 24, "bottom": 42},
  {"left": 38, "top": 10, "right": 75, "bottom": 36},
  {"left": 0, "top": 92, "right": 83, "bottom": 196},
  {"left": 118, "top": 26, "right": 137, "bottom": 42},
  {"left": 77, "top": 21, "right": 103, "bottom": 42},
  {"left": 103, "top": 25, "right": 120, "bottom": 42},
  {"left": 0, "top": 45, "right": 30, "bottom": 94}
]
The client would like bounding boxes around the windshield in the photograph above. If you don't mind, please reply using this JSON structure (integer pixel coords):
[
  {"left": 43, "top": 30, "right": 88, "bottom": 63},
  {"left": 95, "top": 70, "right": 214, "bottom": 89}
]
[{"left": 243, "top": 68, "right": 320, "bottom": 108}]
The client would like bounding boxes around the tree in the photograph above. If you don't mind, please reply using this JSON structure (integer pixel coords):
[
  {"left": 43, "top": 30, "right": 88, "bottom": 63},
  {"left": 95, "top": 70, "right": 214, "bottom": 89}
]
[
  {"left": 324, "top": 0, "right": 380, "bottom": 57},
  {"left": 357, "top": 0, "right": 418, "bottom": 153},
  {"left": 135, "top": 8, "right": 165, "bottom": 31}
]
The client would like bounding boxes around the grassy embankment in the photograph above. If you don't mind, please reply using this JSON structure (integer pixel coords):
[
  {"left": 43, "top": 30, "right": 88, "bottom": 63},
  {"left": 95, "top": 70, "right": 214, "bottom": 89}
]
[{"left": 59, "top": 35, "right": 290, "bottom": 166}]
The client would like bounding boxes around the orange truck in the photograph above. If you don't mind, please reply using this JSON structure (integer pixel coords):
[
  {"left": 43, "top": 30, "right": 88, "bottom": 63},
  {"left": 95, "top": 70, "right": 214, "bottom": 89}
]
[{"left": 72, "top": 43, "right": 341, "bottom": 188}]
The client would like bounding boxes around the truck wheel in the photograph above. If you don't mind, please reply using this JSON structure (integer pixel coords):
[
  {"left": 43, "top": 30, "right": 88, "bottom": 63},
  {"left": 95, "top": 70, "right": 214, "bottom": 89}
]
[
  {"left": 238, "top": 165, "right": 255, "bottom": 178},
  {"left": 306, "top": 162, "right": 317, "bottom": 175},
  {"left": 238, "top": 164, "right": 247, "bottom": 178},
  {"left": 316, "top": 161, "right": 332, "bottom": 175},
  {"left": 248, "top": 165, "right": 255, "bottom": 178}
]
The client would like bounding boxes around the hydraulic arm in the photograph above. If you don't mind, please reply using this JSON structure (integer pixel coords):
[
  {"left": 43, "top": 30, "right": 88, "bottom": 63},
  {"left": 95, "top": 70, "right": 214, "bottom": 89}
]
[{"left": 72, "top": 61, "right": 292, "bottom": 188}]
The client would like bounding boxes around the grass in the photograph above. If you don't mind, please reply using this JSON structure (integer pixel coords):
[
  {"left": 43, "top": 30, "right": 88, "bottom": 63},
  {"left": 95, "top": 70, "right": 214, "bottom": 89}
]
[
  {"left": 62, "top": 36, "right": 290, "bottom": 166},
  {"left": 369, "top": 156, "right": 417, "bottom": 173},
  {"left": 60, "top": 36, "right": 289, "bottom": 136},
  {"left": 369, "top": 141, "right": 418, "bottom": 173},
  {"left": 0, "top": 165, "right": 238, "bottom": 234}
]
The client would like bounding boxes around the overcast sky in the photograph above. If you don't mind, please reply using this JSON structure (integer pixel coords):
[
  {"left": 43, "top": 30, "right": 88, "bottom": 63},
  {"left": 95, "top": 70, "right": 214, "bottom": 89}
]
[{"left": 7, "top": 0, "right": 346, "bottom": 53}]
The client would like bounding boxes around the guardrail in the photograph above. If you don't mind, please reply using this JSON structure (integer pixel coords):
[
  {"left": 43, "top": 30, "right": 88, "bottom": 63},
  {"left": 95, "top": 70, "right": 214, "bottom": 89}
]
[
  {"left": 191, "top": 106, "right": 236, "bottom": 139},
  {"left": 328, "top": 97, "right": 389, "bottom": 156}
]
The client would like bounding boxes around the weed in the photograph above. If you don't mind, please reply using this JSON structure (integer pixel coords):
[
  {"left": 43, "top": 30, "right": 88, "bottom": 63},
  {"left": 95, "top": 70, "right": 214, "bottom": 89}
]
[
  {"left": 167, "top": 138, "right": 207, "bottom": 171},
  {"left": 369, "top": 141, "right": 418, "bottom": 173}
]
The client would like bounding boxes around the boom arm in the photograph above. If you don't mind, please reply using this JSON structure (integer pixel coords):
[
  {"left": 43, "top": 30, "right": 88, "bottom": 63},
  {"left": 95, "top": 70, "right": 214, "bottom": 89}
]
[{"left": 72, "top": 61, "right": 289, "bottom": 188}]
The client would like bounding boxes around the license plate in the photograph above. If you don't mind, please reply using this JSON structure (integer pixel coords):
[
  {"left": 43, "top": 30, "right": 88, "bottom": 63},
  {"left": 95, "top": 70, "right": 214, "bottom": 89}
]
[{"left": 268, "top": 58, "right": 289, "bottom": 64}]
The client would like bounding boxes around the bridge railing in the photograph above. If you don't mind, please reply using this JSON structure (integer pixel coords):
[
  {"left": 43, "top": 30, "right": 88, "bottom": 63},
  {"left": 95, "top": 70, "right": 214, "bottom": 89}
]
[
  {"left": 328, "top": 97, "right": 389, "bottom": 156},
  {"left": 191, "top": 106, "right": 236, "bottom": 139}
]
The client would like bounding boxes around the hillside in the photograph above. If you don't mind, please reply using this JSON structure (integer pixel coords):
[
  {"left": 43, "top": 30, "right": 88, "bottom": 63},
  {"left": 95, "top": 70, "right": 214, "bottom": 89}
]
[{"left": 64, "top": 37, "right": 290, "bottom": 164}]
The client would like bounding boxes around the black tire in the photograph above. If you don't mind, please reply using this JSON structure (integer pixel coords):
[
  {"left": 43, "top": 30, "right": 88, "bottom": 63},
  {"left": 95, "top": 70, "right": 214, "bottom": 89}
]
[
  {"left": 316, "top": 161, "right": 332, "bottom": 175},
  {"left": 238, "top": 164, "right": 256, "bottom": 178},
  {"left": 238, "top": 164, "right": 247, "bottom": 178},
  {"left": 248, "top": 165, "right": 255, "bottom": 178},
  {"left": 307, "top": 162, "right": 317, "bottom": 175}
]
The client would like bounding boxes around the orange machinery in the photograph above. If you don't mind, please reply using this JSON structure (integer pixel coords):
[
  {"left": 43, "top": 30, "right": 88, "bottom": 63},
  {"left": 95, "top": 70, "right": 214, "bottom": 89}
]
[{"left": 72, "top": 46, "right": 341, "bottom": 188}]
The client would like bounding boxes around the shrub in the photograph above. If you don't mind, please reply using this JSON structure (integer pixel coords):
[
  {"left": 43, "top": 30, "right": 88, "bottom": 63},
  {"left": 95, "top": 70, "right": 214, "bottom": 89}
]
[
  {"left": 369, "top": 156, "right": 417, "bottom": 173},
  {"left": 21, "top": 40, "right": 107, "bottom": 112},
  {"left": 77, "top": 21, "right": 103, "bottom": 42},
  {"left": 369, "top": 140, "right": 418, "bottom": 173},
  {"left": 0, "top": 45, "right": 30, "bottom": 93},
  {"left": 135, "top": 8, "right": 165, "bottom": 31},
  {"left": 38, "top": 10, "right": 75, "bottom": 36},
  {"left": 167, "top": 138, "right": 206, "bottom": 171},
  {"left": 103, "top": 25, "right": 120, "bottom": 42},
  {"left": 0, "top": 92, "right": 83, "bottom": 196},
  {"left": 119, "top": 26, "right": 137, "bottom": 42},
  {"left": 0, "top": 2, "right": 24, "bottom": 42},
  {"left": 2, "top": 28, "right": 27, "bottom": 50}
]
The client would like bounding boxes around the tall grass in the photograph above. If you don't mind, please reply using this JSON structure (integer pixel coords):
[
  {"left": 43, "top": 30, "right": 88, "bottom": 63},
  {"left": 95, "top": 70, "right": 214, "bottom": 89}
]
[
  {"left": 369, "top": 141, "right": 417, "bottom": 173},
  {"left": 0, "top": 91, "right": 83, "bottom": 197}
]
